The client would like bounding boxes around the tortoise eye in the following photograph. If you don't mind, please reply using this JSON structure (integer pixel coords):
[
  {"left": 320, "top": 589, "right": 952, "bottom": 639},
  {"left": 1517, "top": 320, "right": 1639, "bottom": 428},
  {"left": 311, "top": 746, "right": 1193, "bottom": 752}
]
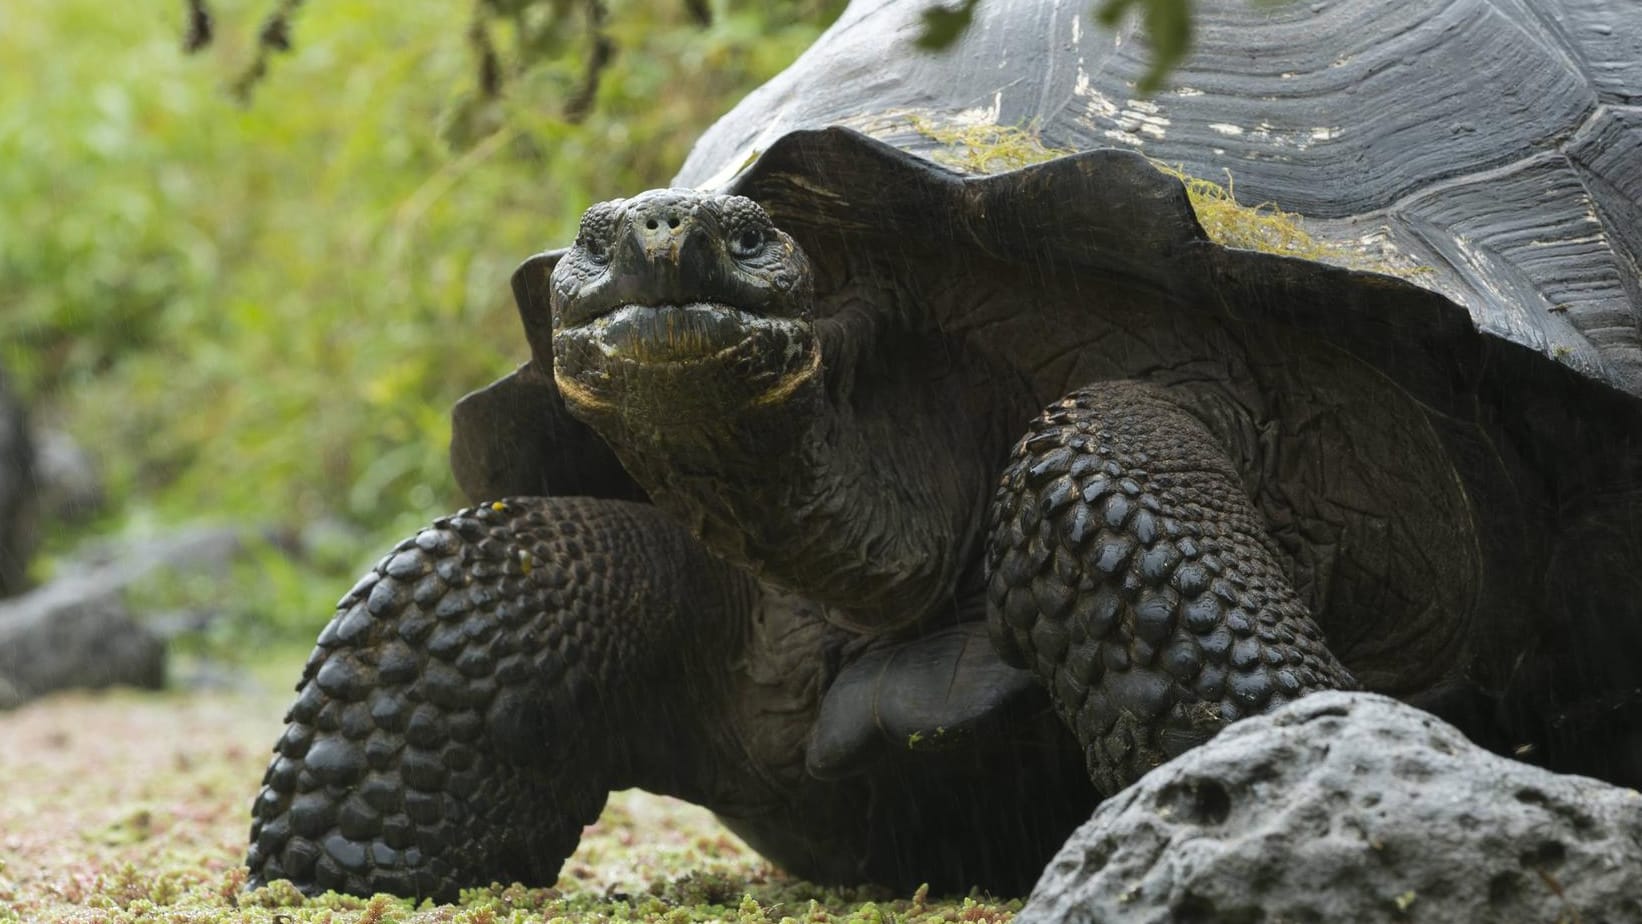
[
  {"left": 578, "top": 224, "right": 610, "bottom": 259},
  {"left": 730, "top": 227, "right": 766, "bottom": 258},
  {"left": 575, "top": 232, "right": 611, "bottom": 266},
  {"left": 576, "top": 203, "right": 618, "bottom": 264}
]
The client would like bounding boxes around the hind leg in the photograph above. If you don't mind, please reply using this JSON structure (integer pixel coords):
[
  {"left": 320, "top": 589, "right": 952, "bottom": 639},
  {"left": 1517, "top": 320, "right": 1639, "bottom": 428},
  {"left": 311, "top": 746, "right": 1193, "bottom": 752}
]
[
  {"left": 987, "top": 382, "right": 1356, "bottom": 794},
  {"left": 246, "top": 497, "right": 756, "bottom": 901}
]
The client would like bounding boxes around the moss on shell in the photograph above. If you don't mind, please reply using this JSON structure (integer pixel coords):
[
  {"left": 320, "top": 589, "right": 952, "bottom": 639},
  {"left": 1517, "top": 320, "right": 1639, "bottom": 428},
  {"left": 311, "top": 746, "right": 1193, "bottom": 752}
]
[
  {"left": 1147, "top": 161, "right": 1349, "bottom": 262},
  {"left": 905, "top": 117, "right": 1428, "bottom": 280},
  {"left": 907, "top": 115, "right": 1069, "bottom": 175}
]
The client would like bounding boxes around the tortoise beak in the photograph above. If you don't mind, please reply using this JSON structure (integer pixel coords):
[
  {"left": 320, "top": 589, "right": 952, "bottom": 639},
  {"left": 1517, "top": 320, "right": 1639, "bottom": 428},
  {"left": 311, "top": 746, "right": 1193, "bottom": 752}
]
[{"left": 609, "top": 193, "right": 723, "bottom": 304}]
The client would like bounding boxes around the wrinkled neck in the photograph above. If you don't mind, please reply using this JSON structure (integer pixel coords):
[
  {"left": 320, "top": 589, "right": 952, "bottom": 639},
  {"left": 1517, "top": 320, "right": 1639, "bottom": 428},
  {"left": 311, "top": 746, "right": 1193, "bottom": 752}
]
[{"left": 597, "top": 321, "right": 1015, "bottom": 631}]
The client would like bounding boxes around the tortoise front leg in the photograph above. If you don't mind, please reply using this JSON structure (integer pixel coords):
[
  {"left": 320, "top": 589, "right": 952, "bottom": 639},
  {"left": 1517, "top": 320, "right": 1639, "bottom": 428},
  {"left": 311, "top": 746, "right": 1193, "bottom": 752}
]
[
  {"left": 986, "top": 382, "right": 1356, "bottom": 795},
  {"left": 247, "top": 497, "right": 757, "bottom": 901}
]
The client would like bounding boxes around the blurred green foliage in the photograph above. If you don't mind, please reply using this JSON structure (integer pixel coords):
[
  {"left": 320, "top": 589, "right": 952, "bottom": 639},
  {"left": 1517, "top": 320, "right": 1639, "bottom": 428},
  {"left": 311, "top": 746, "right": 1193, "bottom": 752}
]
[
  {"left": 917, "top": 0, "right": 1196, "bottom": 92},
  {"left": 0, "top": 0, "right": 842, "bottom": 639}
]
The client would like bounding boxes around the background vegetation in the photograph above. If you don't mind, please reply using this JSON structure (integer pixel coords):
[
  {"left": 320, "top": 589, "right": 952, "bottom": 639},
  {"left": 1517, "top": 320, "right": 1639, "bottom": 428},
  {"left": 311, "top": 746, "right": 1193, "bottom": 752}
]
[{"left": 2, "top": 0, "right": 844, "bottom": 647}]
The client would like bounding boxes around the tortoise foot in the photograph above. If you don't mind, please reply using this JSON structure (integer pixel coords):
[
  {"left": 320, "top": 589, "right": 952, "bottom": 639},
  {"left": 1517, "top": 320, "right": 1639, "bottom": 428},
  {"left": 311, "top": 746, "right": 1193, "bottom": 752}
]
[{"left": 248, "top": 497, "right": 752, "bottom": 900}]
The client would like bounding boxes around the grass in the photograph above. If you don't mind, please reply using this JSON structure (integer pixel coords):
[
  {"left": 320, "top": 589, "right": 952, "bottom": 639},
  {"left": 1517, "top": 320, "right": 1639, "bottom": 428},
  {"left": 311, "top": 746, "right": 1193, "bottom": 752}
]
[{"left": 0, "top": 684, "right": 1021, "bottom": 924}]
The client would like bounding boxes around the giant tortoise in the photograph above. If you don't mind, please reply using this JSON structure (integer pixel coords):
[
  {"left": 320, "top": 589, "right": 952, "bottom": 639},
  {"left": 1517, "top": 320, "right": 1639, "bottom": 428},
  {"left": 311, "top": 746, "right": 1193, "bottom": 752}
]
[{"left": 247, "top": 0, "right": 1642, "bottom": 902}]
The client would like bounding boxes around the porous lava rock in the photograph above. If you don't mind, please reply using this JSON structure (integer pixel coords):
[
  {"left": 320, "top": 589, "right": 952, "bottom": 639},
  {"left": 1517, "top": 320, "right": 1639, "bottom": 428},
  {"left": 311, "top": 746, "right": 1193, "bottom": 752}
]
[{"left": 1019, "top": 691, "right": 1642, "bottom": 924}]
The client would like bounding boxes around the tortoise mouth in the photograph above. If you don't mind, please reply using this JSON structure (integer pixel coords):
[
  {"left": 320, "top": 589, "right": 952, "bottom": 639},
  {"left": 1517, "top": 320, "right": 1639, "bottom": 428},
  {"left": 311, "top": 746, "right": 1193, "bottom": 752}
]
[
  {"left": 564, "top": 302, "right": 793, "bottom": 363},
  {"left": 552, "top": 301, "right": 820, "bottom": 419}
]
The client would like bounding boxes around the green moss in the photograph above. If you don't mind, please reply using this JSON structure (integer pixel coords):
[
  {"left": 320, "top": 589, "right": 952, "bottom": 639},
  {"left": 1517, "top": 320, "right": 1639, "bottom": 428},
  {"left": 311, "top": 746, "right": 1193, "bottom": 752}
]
[
  {"left": 908, "top": 116, "right": 1070, "bottom": 174},
  {"left": 0, "top": 691, "right": 1022, "bottom": 924},
  {"left": 905, "top": 116, "right": 1427, "bottom": 280},
  {"left": 1147, "top": 161, "right": 1349, "bottom": 261}
]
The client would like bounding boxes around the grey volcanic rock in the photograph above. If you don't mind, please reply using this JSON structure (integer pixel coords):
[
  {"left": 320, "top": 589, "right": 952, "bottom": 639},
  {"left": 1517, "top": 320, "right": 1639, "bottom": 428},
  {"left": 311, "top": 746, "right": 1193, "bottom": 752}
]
[
  {"left": 0, "top": 589, "right": 164, "bottom": 709},
  {"left": 33, "top": 427, "right": 106, "bottom": 525},
  {"left": 1019, "top": 692, "right": 1642, "bottom": 924},
  {"left": 0, "top": 368, "right": 36, "bottom": 599},
  {"left": 0, "top": 524, "right": 257, "bottom": 708}
]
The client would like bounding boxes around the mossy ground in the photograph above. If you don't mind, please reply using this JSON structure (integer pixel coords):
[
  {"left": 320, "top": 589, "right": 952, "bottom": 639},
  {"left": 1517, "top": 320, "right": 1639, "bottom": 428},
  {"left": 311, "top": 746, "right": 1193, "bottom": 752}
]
[{"left": 0, "top": 680, "right": 1020, "bottom": 924}]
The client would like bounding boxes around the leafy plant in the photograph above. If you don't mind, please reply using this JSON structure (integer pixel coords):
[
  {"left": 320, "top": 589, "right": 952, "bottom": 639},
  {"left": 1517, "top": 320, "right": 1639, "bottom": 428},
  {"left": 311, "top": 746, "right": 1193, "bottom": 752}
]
[
  {"left": 1, "top": 0, "right": 842, "bottom": 643},
  {"left": 917, "top": 0, "right": 1196, "bottom": 92}
]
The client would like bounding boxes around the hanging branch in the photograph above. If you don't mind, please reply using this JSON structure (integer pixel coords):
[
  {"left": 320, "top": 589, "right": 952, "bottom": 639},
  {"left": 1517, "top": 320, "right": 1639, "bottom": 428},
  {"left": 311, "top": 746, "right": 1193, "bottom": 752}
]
[
  {"left": 183, "top": 0, "right": 214, "bottom": 52},
  {"left": 231, "top": 0, "right": 306, "bottom": 101},
  {"left": 562, "top": 0, "right": 613, "bottom": 123},
  {"left": 183, "top": 0, "right": 717, "bottom": 112},
  {"left": 468, "top": 0, "right": 504, "bottom": 99}
]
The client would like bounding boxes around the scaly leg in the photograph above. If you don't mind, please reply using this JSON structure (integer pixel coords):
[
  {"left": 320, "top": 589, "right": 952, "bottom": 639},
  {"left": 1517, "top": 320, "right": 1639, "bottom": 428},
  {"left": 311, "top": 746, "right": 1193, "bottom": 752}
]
[
  {"left": 987, "top": 382, "right": 1355, "bottom": 795},
  {"left": 246, "top": 497, "right": 756, "bottom": 901}
]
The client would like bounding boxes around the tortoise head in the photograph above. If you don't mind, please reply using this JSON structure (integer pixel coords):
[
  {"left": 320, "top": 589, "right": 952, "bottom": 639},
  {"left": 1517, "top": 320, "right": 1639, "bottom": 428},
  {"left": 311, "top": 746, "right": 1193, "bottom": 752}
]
[
  {"left": 549, "top": 189, "right": 821, "bottom": 427},
  {"left": 542, "top": 184, "right": 1013, "bottom": 628}
]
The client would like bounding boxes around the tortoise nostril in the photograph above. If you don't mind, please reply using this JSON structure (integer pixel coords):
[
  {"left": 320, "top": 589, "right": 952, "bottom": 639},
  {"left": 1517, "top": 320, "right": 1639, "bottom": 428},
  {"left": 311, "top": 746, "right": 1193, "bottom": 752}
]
[
  {"left": 667, "top": 215, "right": 681, "bottom": 229},
  {"left": 645, "top": 218, "right": 659, "bottom": 231}
]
